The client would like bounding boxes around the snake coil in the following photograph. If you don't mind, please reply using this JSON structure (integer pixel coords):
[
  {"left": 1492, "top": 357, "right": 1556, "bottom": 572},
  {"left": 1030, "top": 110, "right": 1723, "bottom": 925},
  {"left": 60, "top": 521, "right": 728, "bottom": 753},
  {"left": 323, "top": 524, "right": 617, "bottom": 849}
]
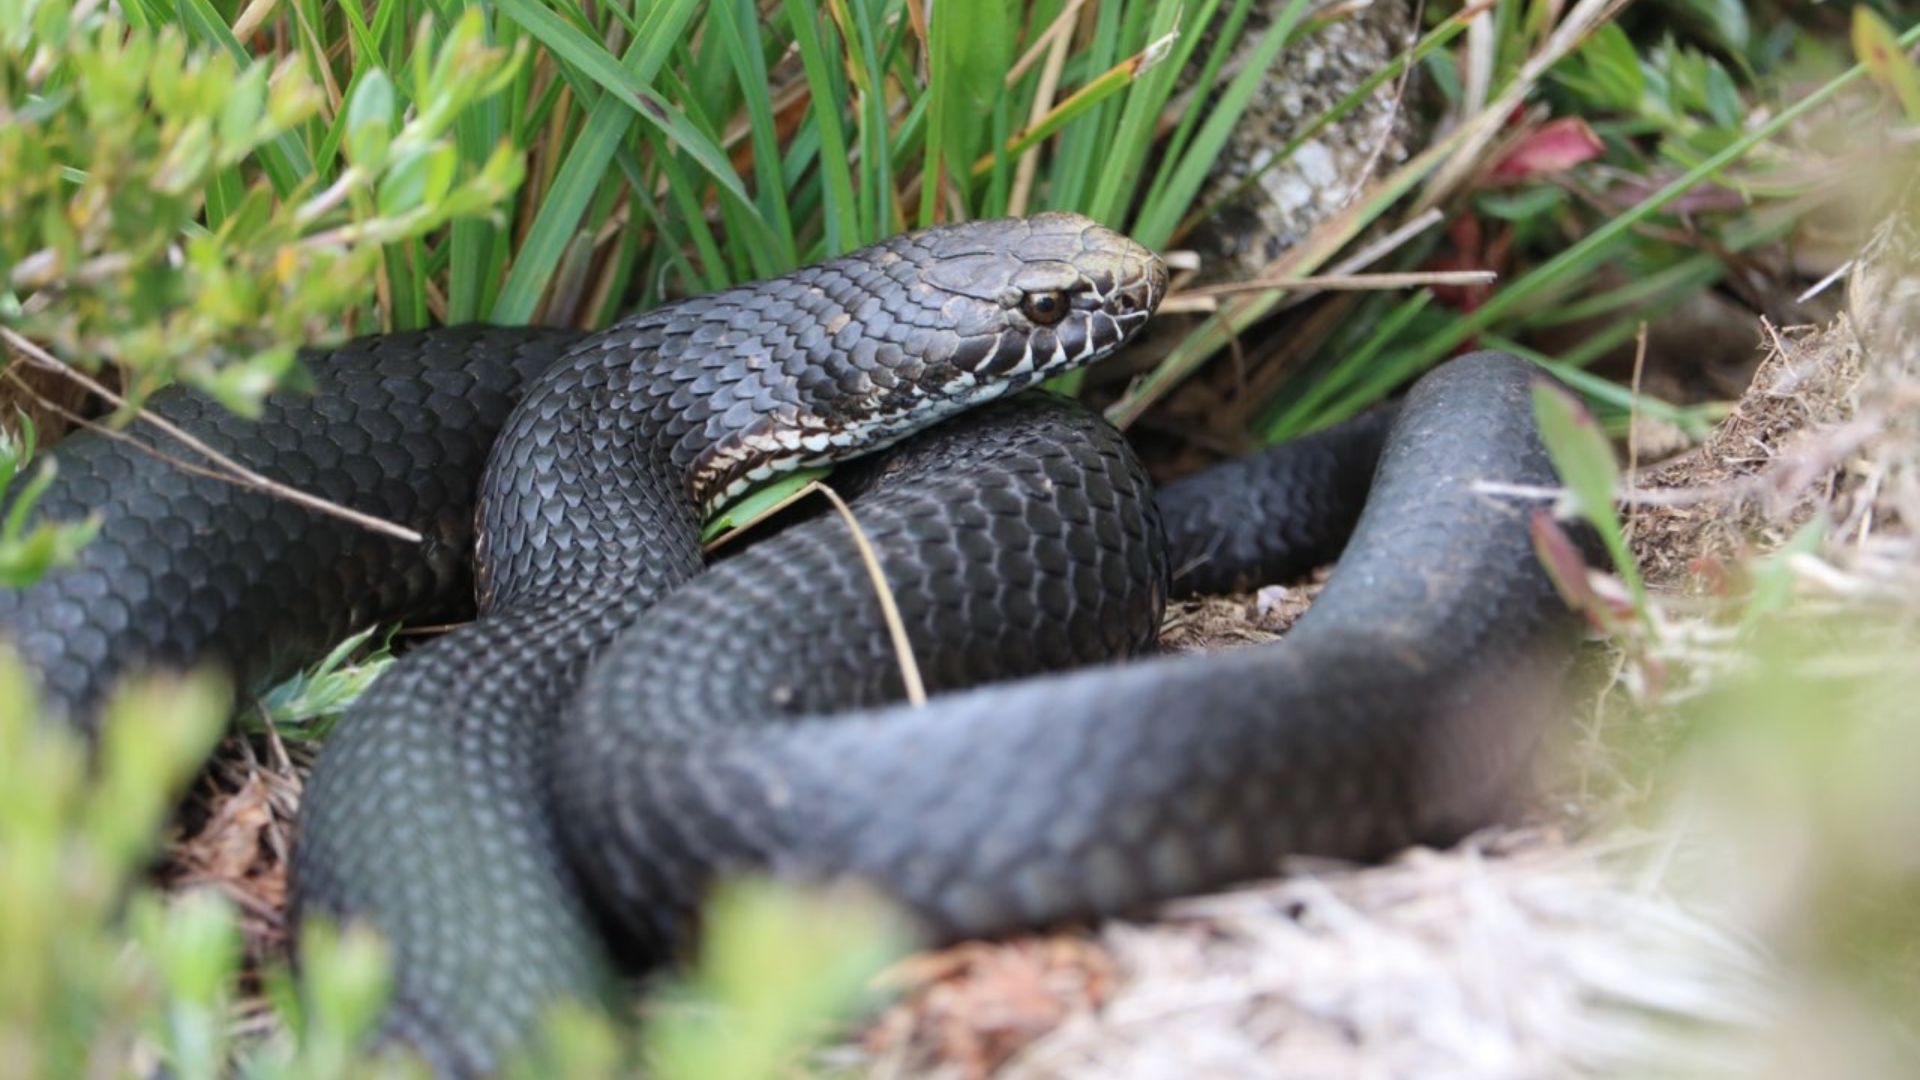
[{"left": 0, "top": 214, "right": 1584, "bottom": 1077}]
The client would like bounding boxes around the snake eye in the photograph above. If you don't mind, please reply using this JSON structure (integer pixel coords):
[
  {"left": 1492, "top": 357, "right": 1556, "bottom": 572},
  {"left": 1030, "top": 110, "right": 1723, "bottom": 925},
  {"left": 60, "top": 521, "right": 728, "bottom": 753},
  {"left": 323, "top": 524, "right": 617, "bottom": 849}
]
[{"left": 1020, "top": 290, "right": 1069, "bottom": 326}]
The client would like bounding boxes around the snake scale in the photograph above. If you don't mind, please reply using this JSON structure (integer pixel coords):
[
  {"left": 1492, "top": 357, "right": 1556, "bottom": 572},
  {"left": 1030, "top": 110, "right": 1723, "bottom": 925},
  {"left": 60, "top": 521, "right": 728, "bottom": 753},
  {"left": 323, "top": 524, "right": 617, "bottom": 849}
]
[{"left": 0, "top": 213, "right": 1586, "bottom": 1076}]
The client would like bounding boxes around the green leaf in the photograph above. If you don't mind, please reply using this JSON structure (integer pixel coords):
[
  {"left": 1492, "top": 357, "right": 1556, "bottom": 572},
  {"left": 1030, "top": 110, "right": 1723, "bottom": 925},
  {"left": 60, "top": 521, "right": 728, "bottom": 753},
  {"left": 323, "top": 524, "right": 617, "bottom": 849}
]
[
  {"left": 646, "top": 879, "right": 909, "bottom": 1080},
  {"left": 0, "top": 410, "right": 36, "bottom": 490},
  {"left": 153, "top": 118, "right": 216, "bottom": 195},
  {"left": 1854, "top": 5, "right": 1920, "bottom": 123},
  {"left": 1701, "top": 57, "right": 1742, "bottom": 127},
  {"left": 192, "top": 344, "right": 298, "bottom": 418},
  {"left": 1561, "top": 22, "right": 1644, "bottom": 112},
  {"left": 700, "top": 468, "right": 831, "bottom": 545},
  {"left": 257, "top": 625, "right": 395, "bottom": 737},
  {"left": 1530, "top": 377, "right": 1619, "bottom": 527},
  {"left": 1362, "top": 19, "right": 1920, "bottom": 394},
  {"left": 1530, "top": 376, "right": 1649, "bottom": 628},
  {"left": 0, "top": 519, "right": 100, "bottom": 588},
  {"left": 1743, "top": 514, "right": 1828, "bottom": 625},
  {"left": 1661, "top": 0, "right": 1750, "bottom": 57},
  {"left": 216, "top": 63, "right": 268, "bottom": 159},
  {"left": 926, "top": 0, "right": 1016, "bottom": 213},
  {"left": 346, "top": 68, "right": 396, "bottom": 171},
  {"left": 377, "top": 144, "right": 457, "bottom": 217},
  {"left": 166, "top": 0, "right": 313, "bottom": 193},
  {"left": 1477, "top": 185, "right": 1565, "bottom": 221},
  {"left": 295, "top": 918, "right": 396, "bottom": 1052}
]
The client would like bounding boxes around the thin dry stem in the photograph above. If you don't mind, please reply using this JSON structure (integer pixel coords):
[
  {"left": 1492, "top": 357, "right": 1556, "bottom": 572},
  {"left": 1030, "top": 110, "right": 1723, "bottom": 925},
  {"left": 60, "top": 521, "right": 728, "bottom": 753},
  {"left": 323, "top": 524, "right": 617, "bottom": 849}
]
[
  {"left": 1006, "top": 0, "right": 1088, "bottom": 87},
  {"left": 1008, "top": 5, "right": 1076, "bottom": 217},
  {"left": 1161, "top": 269, "right": 1496, "bottom": 313},
  {"left": 1626, "top": 322, "right": 1649, "bottom": 542},
  {"left": 1336, "top": 0, "right": 1428, "bottom": 218},
  {"left": 810, "top": 480, "right": 927, "bottom": 707},
  {"left": 0, "top": 327, "right": 425, "bottom": 543}
]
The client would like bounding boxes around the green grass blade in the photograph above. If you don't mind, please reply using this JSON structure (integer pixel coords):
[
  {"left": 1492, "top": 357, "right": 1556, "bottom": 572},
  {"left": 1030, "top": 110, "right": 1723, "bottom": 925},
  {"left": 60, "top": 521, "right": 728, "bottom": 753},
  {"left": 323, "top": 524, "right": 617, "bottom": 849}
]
[
  {"left": 1172, "top": 7, "right": 1471, "bottom": 242},
  {"left": 924, "top": 0, "right": 1016, "bottom": 222},
  {"left": 495, "top": 0, "right": 765, "bottom": 233},
  {"left": 446, "top": 11, "right": 507, "bottom": 323},
  {"left": 1046, "top": 0, "right": 1125, "bottom": 212},
  {"left": 334, "top": 0, "right": 384, "bottom": 78},
  {"left": 835, "top": 0, "right": 895, "bottom": 239},
  {"left": 967, "top": 46, "right": 1161, "bottom": 179},
  {"left": 1518, "top": 252, "right": 1724, "bottom": 329},
  {"left": 1129, "top": 0, "right": 1310, "bottom": 247},
  {"left": 1136, "top": 0, "right": 1245, "bottom": 213},
  {"left": 650, "top": 131, "right": 733, "bottom": 293},
  {"left": 491, "top": 0, "right": 711, "bottom": 323},
  {"left": 383, "top": 240, "right": 429, "bottom": 331},
  {"left": 1105, "top": 117, "right": 1462, "bottom": 429},
  {"left": 712, "top": 0, "right": 798, "bottom": 268},
  {"left": 492, "top": 98, "right": 629, "bottom": 324},
  {"left": 1480, "top": 333, "right": 1723, "bottom": 437},
  {"left": 1259, "top": 290, "right": 1433, "bottom": 441},
  {"left": 1085, "top": 0, "right": 1184, "bottom": 225},
  {"left": 783, "top": 0, "right": 861, "bottom": 251}
]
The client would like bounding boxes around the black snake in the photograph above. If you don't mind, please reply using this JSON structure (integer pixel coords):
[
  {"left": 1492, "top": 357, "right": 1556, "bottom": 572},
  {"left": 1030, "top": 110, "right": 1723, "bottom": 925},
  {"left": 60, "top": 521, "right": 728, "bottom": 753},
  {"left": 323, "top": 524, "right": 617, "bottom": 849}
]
[{"left": 0, "top": 213, "right": 1586, "bottom": 1076}]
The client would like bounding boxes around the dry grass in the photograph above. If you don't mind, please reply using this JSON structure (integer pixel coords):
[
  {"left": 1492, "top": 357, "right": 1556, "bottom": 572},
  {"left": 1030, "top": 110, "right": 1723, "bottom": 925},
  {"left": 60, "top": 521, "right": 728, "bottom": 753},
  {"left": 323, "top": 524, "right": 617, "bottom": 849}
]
[{"left": 854, "top": 829, "right": 1774, "bottom": 1080}]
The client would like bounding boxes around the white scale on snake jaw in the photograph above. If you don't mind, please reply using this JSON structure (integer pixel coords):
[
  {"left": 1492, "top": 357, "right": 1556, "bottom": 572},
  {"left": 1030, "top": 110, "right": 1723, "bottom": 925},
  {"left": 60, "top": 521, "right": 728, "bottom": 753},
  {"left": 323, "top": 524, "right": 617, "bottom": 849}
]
[
  {"left": 692, "top": 220, "right": 1169, "bottom": 515},
  {"left": 698, "top": 326, "right": 1105, "bottom": 515},
  {"left": 697, "top": 302, "right": 1152, "bottom": 516}
]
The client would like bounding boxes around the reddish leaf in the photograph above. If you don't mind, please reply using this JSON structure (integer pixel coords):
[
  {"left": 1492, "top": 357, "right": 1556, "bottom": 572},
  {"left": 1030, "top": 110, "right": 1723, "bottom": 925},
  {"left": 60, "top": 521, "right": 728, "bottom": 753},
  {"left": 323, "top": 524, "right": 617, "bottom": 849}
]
[
  {"left": 1530, "top": 510, "right": 1631, "bottom": 634},
  {"left": 1423, "top": 214, "right": 1501, "bottom": 315},
  {"left": 1605, "top": 175, "right": 1749, "bottom": 215},
  {"left": 1490, "top": 117, "right": 1604, "bottom": 182}
]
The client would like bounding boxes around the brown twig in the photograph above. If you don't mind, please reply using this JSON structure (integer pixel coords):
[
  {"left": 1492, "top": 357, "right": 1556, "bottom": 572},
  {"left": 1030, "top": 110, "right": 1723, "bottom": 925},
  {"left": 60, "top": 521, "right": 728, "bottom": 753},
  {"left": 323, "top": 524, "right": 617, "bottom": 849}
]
[
  {"left": 0, "top": 327, "right": 425, "bottom": 543},
  {"left": 1161, "top": 269, "right": 1497, "bottom": 313},
  {"left": 700, "top": 476, "right": 926, "bottom": 707},
  {"left": 811, "top": 480, "right": 927, "bottom": 707},
  {"left": 1625, "top": 322, "right": 1649, "bottom": 542},
  {"left": 1008, "top": 2, "right": 1078, "bottom": 217},
  {"left": 1338, "top": 0, "right": 1428, "bottom": 217}
]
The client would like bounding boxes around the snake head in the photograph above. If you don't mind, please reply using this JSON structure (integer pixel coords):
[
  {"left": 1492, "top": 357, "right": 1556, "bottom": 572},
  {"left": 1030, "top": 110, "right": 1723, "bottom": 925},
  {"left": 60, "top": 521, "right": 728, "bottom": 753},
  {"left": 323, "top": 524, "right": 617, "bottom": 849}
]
[
  {"left": 685, "top": 212, "right": 1166, "bottom": 513},
  {"left": 918, "top": 211, "right": 1167, "bottom": 381}
]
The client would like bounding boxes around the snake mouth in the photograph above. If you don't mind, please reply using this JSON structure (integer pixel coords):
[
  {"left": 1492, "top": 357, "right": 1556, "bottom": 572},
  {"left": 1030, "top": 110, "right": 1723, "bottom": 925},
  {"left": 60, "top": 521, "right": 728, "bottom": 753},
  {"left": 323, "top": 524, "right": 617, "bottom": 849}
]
[
  {"left": 1098, "top": 228, "right": 1169, "bottom": 320},
  {"left": 1056, "top": 218, "right": 1166, "bottom": 333},
  {"left": 1142, "top": 249, "right": 1170, "bottom": 314}
]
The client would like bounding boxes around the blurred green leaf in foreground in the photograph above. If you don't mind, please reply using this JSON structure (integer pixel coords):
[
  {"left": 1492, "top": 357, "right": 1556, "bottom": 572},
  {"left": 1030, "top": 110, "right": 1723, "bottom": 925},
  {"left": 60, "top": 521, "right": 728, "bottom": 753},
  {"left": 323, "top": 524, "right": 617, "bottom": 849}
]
[
  {"left": 0, "top": 3, "right": 525, "bottom": 417},
  {"left": 0, "top": 643, "right": 908, "bottom": 1078}
]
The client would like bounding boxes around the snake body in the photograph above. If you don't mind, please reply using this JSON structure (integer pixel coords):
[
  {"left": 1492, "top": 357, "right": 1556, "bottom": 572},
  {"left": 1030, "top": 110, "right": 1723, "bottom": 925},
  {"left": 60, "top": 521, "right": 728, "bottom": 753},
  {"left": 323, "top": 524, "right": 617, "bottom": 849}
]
[{"left": 0, "top": 213, "right": 1585, "bottom": 1077}]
